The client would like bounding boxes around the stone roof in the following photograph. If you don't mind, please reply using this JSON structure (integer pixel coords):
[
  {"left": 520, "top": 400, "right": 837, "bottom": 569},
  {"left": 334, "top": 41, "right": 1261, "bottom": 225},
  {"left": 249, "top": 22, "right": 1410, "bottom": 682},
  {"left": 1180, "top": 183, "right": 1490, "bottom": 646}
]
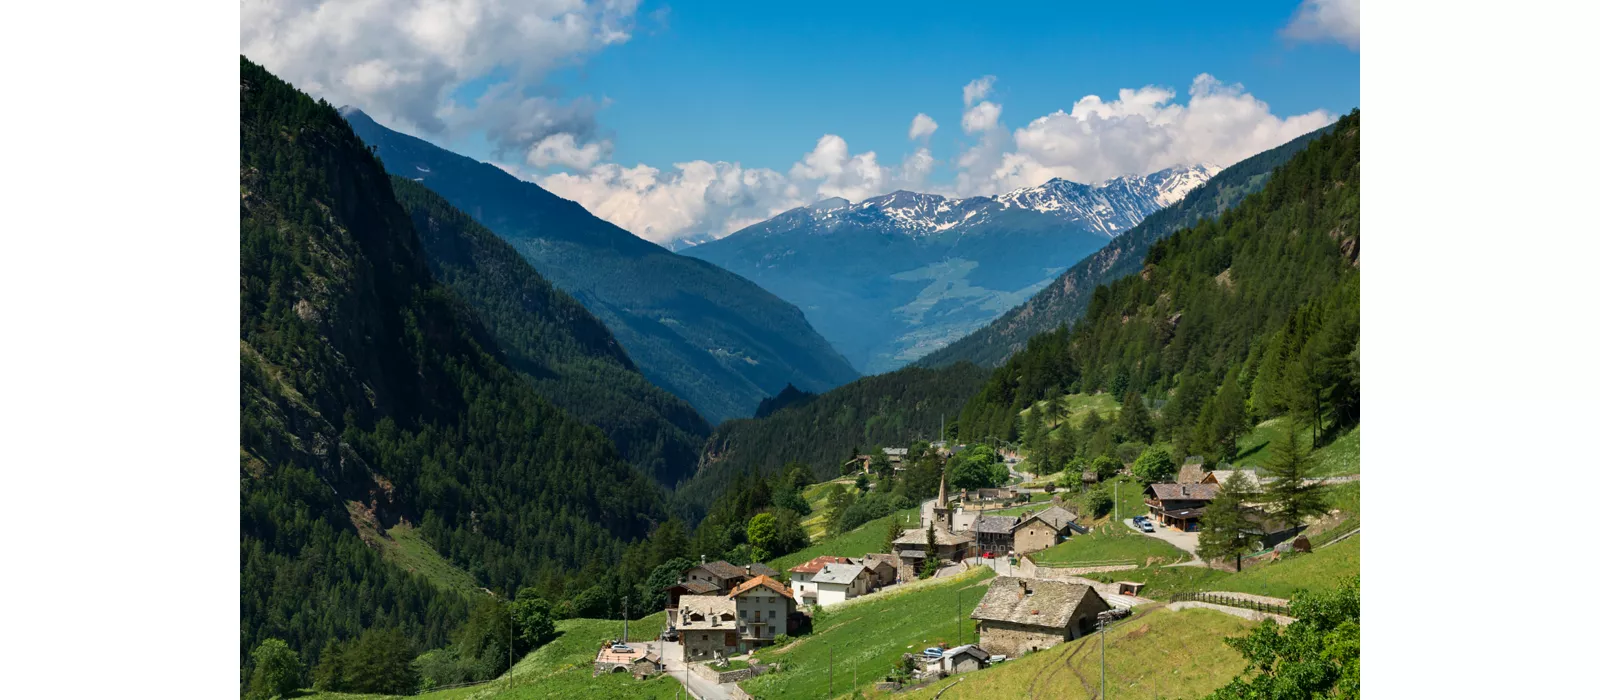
[
  {"left": 860, "top": 553, "right": 900, "bottom": 570},
  {"left": 696, "top": 560, "right": 778, "bottom": 580},
  {"left": 788, "top": 555, "right": 854, "bottom": 575},
  {"left": 970, "top": 576, "right": 1103, "bottom": 629},
  {"left": 1176, "top": 463, "right": 1206, "bottom": 484},
  {"left": 884, "top": 447, "right": 908, "bottom": 456},
  {"left": 1204, "top": 469, "right": 1263, "bottom": 491},
  {"left": 1146, "top": 482, "right": 1218, "bottom": 502},
  {"left": 1014, "top": 505, "right": 1078, "bottom": 532},
  {"left": 812, "top": 562, "right": 868, "bottom": 586},
  {"left": 893, "top": 528, "right": 974, "bottom": 547},
  {"left": 676, "top": 595, "right": 737, "bottom": 630},
  {"left": 665, "top": 579, "right": 721, "bottom": 594},
  {"left": 974, "top": 515, "right": 1021, "bottom": 534},
  {"left": 727, "top": 575, "right": 794, "bottom": 599}
]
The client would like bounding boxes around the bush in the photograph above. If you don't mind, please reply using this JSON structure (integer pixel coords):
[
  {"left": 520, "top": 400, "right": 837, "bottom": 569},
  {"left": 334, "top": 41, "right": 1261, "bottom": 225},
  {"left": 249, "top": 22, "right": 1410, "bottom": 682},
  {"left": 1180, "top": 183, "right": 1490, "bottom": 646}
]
[
  {"left": 1084, "top": 487, "right": 1113, "bottom": 518},
  {"left": 245, "top": 638, "right": 301, "bottom": 700},
  {"left": 1091, "top": 455, "right": 1121, "bottom": 482},
  {"left": 1115, "top": 441, "right": 1148, "bottom": 465}
]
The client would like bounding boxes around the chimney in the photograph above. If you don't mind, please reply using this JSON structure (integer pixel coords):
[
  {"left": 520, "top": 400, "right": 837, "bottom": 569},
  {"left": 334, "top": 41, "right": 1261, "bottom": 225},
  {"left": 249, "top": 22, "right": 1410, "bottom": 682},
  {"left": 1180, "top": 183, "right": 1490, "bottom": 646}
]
[
  {"left": 745, "top": 564, "right": 752, "bottom": 577},
  {"left": 701, "top": 554, "right": 707, "bottom": 565}
]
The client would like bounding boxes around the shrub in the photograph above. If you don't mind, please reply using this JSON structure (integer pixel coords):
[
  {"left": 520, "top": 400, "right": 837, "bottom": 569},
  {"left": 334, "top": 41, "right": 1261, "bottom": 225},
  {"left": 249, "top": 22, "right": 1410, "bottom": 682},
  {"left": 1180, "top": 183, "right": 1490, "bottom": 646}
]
[
  {"left": 245, "top": 638, "right": 301, "bottom": 700},
  {"left": 1084, "top": 487, "right": 1113, "bottom": 518},
  {"left": 1131, "top": 448, "right": 1176, "bottom": 484}
]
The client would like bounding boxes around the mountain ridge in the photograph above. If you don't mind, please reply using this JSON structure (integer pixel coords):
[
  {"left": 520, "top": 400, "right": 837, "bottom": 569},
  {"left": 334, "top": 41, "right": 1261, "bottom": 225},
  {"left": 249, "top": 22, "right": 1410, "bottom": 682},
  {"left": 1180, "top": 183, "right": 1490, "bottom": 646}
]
[
  {"left": 917, "top": 125, "right": 1336, "bottom": 370},
  {"left": 345, "top": 110, "right": 860, "bottom": 423},
  {"left": 682, "top": 165, "right": 1217, "bottom": 374}
]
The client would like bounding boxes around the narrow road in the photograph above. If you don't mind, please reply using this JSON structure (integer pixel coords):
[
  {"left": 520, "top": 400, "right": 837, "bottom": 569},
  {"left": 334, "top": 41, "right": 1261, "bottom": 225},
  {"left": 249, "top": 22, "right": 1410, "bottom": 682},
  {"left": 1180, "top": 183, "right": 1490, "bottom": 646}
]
[
  {"left": 1123, "top": 518, "right": 1205, "bottom": 567},
  {"left": 659, "top": 640, "right": 735, "bottom": 700}
]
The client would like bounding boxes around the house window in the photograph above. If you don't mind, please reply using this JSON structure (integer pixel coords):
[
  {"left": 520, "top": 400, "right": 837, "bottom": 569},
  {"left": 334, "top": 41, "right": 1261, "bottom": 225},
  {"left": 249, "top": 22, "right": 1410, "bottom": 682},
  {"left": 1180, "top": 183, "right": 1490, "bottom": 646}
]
[{"left": 740, "top": 609, "right": 747, "bottom": 619}]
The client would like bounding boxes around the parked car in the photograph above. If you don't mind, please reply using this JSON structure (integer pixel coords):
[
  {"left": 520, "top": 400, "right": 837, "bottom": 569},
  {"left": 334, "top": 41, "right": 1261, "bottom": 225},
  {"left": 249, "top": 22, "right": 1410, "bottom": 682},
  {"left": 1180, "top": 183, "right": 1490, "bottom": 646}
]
[
  {"left": 1139, "top": 521, "right": 1155, "bottom": 533},
  {"left": 923, "top": 647, "right": 944, "bottom": 658},
  {"left": 1132, "top": 515, "right": 1148, "bottom": 523}
]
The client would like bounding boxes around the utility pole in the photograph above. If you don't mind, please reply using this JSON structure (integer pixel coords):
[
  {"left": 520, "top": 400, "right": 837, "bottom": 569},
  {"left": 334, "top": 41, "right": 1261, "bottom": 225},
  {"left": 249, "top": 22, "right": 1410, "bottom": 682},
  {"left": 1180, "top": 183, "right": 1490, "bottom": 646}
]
[
  {"left": 1115, "top": 481, "right": 1119, "bottom": 522},
  {"left": 623, "top": 596, "right": 630, "bottom": 645},
  {"left": 1097, "top": 611, "right": 1114, "bottom": 700},
  {"left": 829, "top": 645, "right": 834, "bottom": 697}
]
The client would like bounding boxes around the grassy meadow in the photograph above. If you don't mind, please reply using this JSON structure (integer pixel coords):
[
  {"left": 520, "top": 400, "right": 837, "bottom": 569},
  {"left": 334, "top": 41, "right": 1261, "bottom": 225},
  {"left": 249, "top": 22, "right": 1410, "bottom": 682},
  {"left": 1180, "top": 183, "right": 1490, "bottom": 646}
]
[
  {"left": 1030, "top": 521, "right": 1190, "bottom": 568},
  {"left": 741, "top": 568, "right": 997, "bottom": 700},
  {"left": 884, "top": 606, "right": 1253, "bottom": 700}
]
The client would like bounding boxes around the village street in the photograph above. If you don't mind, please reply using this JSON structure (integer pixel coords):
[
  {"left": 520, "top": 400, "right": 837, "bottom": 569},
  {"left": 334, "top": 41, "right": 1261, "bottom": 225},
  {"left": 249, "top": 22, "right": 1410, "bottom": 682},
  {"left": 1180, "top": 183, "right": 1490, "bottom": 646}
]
[
  {"left": 658, "top": 640, "right": 735, "bottom": 700},
  {"left": 1123, "top": 517, "right": 1203, "bottom": 566}
]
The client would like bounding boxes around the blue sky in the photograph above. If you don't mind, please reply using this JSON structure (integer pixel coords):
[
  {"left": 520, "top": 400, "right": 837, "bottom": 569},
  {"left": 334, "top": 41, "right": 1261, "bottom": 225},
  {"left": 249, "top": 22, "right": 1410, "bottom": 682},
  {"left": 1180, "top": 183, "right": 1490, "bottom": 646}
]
[
  {"left": 243, "top": 0, "right": 1358, "bottom": 243},
  {"left": 538, "top": 1, "right": 1358, "bottom": 173}
]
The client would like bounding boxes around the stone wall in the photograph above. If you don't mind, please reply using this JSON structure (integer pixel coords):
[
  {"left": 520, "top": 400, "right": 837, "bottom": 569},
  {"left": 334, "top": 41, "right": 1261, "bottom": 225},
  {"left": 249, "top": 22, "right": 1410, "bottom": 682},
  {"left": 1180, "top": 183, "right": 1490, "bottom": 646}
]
[
  {"left": 1012, "top": 525, "right": 1059, "bottom": 555},
  {"left": 977, "top": 621, "right": 1068, "bottom": 658},
  {"left": 690, "top": 662, "right": 761, "bottom": 684},
  {"left": 1015, "top": 556, "right": 1137, "bottom": 581}
]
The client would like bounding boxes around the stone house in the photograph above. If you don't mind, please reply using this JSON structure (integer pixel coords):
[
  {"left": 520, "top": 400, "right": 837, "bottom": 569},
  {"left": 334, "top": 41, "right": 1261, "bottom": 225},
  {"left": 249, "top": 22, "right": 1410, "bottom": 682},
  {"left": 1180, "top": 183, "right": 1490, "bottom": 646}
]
[
  {"left": 940, "top": 644, "right": 990, "bottom": 674},
  {"left": 971, "top": 576, "right": 1111, "bottom": 658},
  {"left": 1010, "top": 505, "right": 1079, "bottom": 555},
  {"left": 892, "top": 527, "right": 973, "bottom": 579},
  {"left": 662, "top": 579, "right": 721, "bottom": 627},
  {"left": 812, "top": 562, "right": 871, "bottom": 606},
  {"left": 676, "top": 594, "right": 739, "bottom": 661},
  {"left": 681, "top": 556, "right": 779, "bottom": 594},
  {"left": 859, "top": 554, "right": 900, "bottom": 588},
  {"left": 787, "top": 556, "right": 854, "bottom": 607},
  {"left": 728, "top": 575, "right": 795, "bottom": 650},
  {"left": 972, "top": 515, "right": 1020, "bottom": 557}
]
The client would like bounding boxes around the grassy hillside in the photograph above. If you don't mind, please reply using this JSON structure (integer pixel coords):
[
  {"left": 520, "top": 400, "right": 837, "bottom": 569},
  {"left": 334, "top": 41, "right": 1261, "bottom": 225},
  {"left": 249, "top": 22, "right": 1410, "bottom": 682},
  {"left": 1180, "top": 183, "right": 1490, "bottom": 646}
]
[
  {"left": 742, "top": 568, "right": 997, "bottom": 700},
  {"left": 1085, "top": 532, "right": 1360, "bottom": 600},
  {"left": 769, "top": 507, "right": 921, "bottom": 574},
  {"left": 1236, "top": 419, "right": 1360, "bottom": 476},
  {"left": 359, "top": 516, "right": 487, "bottom": 601},
  {"left": 1031, "top": 523, "right": 1190, "bottom": 568},
  {"left": 301, "top": 613, "right": 676, "bottom": 700},
  {"left": 886, "top": 606, "right": 1253, "bottom": 700}
]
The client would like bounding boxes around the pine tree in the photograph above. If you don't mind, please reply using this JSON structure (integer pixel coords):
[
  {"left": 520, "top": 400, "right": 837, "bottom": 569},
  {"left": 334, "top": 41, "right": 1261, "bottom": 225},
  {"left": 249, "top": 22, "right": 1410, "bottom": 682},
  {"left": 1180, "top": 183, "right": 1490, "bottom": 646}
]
[
  {"left": 1208, "top": 367, "right": 1251, "bottom": 462},
  {"left": 1198, "top": 472, "right": 1253, "bottom": 570},
  {"left": 1117, "top": 391, "right": 1156, "bottom": 443},
  {"left": 1022, "top": 408, "right": 1044, "bottom": 453},
  {"left": 919, "top": 522, "right": 940, "bottom": 579},
  {"left": 883, "top": 516, "right": 905, "bottom": 553},
  {"left": 1260, "top": 430, "right": 1330, "bottom": 525}
]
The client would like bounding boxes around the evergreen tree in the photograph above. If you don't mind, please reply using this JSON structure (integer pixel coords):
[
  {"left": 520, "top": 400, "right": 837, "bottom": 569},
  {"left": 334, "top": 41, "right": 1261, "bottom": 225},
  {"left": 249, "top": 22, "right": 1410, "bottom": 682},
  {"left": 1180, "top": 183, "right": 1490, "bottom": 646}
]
[
  {"left": 1117, "top": 391, "right": 1156, "bottom": 443},
  {"left": 919, "top": 523, "right": 939, "bottom": 579},
  {"left": 883, "top": 516, "right": 904, "bottom": 553},
  {"left": 1197, "top": 472, "right": 1253, "bottom": 570},
  {"left": 1206, "top": 367, "right": 1251, "bottom": 462},
  {"left": 1022, "top": 408, "right": 1044, "bottom": 453},
  {"left": 1260, "top": 431, "right": 1330, "bottom": 525}
]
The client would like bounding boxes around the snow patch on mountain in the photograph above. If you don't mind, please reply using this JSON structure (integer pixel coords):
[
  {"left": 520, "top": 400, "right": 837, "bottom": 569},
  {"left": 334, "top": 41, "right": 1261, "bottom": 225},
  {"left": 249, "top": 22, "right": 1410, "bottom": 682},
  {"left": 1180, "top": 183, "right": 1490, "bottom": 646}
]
[{"left": 759, "top": 164, "right": 1218, "bottom": 241}]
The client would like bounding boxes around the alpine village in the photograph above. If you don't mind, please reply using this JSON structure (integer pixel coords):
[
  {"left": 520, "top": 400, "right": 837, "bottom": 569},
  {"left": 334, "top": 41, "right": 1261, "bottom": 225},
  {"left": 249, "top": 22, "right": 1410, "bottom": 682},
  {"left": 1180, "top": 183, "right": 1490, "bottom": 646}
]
[{"left": 239, "top": 52, "right": 1360, "bottom": 700}]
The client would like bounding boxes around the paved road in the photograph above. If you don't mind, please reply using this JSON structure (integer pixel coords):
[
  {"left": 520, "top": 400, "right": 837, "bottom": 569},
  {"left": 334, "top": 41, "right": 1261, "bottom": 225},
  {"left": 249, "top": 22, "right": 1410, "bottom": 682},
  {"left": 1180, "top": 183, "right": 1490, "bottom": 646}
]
[
  {"left": 659, "top": 639, "right": 735, "bottom": 700},
  {"left": 1123, "top": 518, "right": 1206, "bottom": 567}
]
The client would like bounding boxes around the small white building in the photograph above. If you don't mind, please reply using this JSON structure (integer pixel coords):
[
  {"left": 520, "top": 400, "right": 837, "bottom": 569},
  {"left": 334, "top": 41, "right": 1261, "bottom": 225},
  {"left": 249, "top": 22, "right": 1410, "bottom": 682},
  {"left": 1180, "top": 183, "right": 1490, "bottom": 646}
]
[
  {"left": 786, "top": 556, "right": 854, "bottom": 607},
  {"left": 812, "top": 562, "right": 871, "bottom": 607}
]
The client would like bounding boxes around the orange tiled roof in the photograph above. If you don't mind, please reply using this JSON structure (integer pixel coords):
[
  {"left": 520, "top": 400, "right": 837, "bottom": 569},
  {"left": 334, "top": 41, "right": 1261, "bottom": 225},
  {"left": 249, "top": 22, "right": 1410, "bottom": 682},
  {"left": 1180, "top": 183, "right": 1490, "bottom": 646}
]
[
  {"left": 727, "top": 574, "right": 794, "bottom": 599},
  {"left": 787, "top": 555, "right": 853, "bottom": 575}
]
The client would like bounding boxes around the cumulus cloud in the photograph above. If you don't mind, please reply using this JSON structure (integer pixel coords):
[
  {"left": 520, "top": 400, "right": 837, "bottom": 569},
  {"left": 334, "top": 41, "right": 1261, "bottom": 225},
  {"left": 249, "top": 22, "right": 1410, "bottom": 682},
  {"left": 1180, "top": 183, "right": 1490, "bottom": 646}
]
[
  {"left": 537, "top": 134, "right": 940, "bottom": 244},
  {"left": 241, "top": 0, "right": 636, "bottom": 163},
  {"left": 1283, "top": 0, "right": 1360, "bottom": 50},
  {"left": 540, "top": 72, "right": 1331, "bottom": 243},
  {"left": 968, "top": 74, "right": 1334, "bottom": 193},
  {"left": 527, "top": 133, "right": 612, "bottom": 171},
  {"left": 909, "top": 113, "right": 939, "bottom": 141}
]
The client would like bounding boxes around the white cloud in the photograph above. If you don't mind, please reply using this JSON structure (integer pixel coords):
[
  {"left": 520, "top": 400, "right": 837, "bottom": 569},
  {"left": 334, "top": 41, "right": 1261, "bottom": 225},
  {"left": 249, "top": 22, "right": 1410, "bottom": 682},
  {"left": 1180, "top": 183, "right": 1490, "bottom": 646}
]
[
  {"left": 909, "top": 113, "right": 939, "bottom": 141},
  {"left": 962, "top": 101, "right": 1002, "bottom": 134},
  {"left": 241, "top": 0, "right": 637, "bottom": 161},
  {"left": 527, "top": 133, "right": 611, "bottom": 171},
  {"left": 972, "top": 73, "right": 1334, "bottom": 193},
  {"left": 543, "top": 72, "right": 1332, "bottom": 243},
  {"left": 539, "top": 134, "right": 939, "bottom": 244},
  {"left": 1283, "top": 0, "right": 1360, "bottom": 50},
  {"left": 963, "top": 75, "right": 996, "bottom": 107}
]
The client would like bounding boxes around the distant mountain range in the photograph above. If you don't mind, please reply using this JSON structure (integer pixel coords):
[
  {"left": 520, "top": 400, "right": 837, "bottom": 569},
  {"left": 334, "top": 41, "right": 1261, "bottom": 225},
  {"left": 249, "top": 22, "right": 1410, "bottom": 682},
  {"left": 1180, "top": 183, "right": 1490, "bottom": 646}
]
[
  {"left": 917, "top": 127, "right": 1336, "bottom": 370},
  {"left": 682, "top": 165, "right": 1218, "bottom": 374},
  {"left": 345, "top": 110, "right": 859, "bottom": 423}
]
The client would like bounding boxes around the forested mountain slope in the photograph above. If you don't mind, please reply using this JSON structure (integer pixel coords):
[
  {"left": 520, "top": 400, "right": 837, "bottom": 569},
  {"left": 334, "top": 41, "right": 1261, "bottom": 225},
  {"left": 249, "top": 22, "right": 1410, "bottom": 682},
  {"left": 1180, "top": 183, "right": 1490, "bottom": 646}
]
[
  {"left": 958, "top": 111, "right": 1359, "bottom": 448},
  {"left": 919, "top": 124, "right": 1337, "bottom": 370},
  {"left": 345, "top": 111, "right": 859, "bottom": 423},
  {"left": 678, "top": 362, "right": 988, "bottom": 515},
  {"left": 389, "top": 177, "right": 710, "bottom": 487},
  {"left": 239, "top": 57, "right": 665, "bottom": 674}
]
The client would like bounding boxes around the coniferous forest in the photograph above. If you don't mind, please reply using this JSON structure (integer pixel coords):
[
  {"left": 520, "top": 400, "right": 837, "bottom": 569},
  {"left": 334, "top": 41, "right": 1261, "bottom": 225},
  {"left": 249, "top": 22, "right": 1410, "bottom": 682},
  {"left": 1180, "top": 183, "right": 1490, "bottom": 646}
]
[
  {"left": 958, "top": 111, "right": 1360, "bottom": 453},
  {"left": 239, "top": 56, "right": 670, "bottom": 681}
]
